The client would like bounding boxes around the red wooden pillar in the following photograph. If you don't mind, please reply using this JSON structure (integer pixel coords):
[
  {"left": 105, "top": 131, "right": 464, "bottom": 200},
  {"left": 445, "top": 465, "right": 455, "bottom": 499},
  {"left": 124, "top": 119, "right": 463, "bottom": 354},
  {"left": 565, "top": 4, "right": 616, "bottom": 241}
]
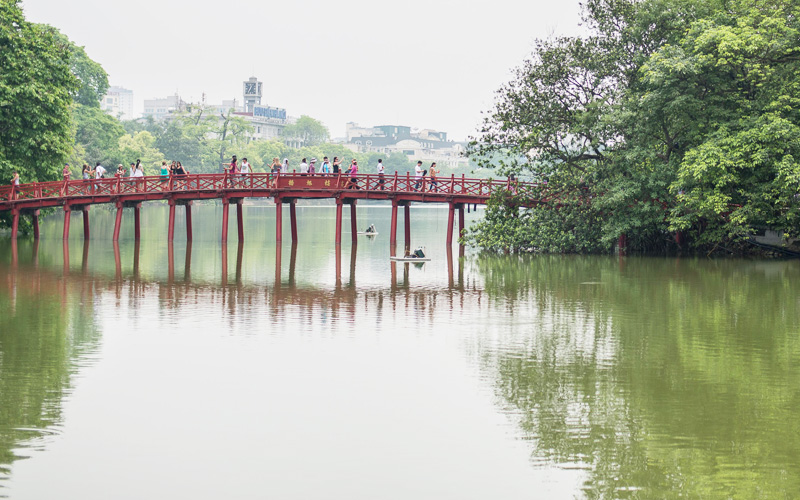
[
  {"left": 63, "top": 207, "right": 72, "bottom": 240},
  {"left": 10, "top": 209, "right": 19, "bottom": 239},
  {"left": 289, "top": 199, "right": 298, "bottom": 243},
  {"left": 112, "top": 203, "right": 123, "bottom": 241},
  {"left": 221, "top": 198, "right": 229, "bottom": 242},
  {"left": 458, "top": 204, "right": 465, "bottom": 240},
  {"left": 134, "top": 203, "right": 141, "bottom": 240},
  {"left": 350, "top": 201, "right": 358, "bottom": 243},
  {"left": 618, "top": 233, "right": 627, "bottom": 255},
  {"left": 404, "top": 203, "right": 411, "bottom": 251},
  {"left": 335, "top": 200, "right": 343, "bottom": 245},
  {"left": 236, "top": 200, "right": 244, "bottom": 242},
  {"left": 32, "top": 210, "right": 40, "bottom": 239},
  {"left": 390, "top": 200, "right": 398, "bottom": 246},
  {"left": 81, "top": 206, "right": 90, "bottom": 240},
  {"left": 446, "top": 203, "right": 455, "bottom": 246},
  {"left": 275, "top": 199, "right": 283, "bottom": 243},
  {"left": 185, "top": 202, "right": 193, "bottom": 241},
  {"left": 168, "top": 200, "right": 176, "bottom": 241}
]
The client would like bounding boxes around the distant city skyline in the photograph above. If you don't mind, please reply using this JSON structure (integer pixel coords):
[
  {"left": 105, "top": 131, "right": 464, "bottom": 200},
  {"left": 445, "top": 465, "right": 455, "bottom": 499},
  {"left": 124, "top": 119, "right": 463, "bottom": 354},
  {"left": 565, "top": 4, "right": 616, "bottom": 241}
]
[{"left": 22, "top": 0, "right": 584, "bottom": 141}]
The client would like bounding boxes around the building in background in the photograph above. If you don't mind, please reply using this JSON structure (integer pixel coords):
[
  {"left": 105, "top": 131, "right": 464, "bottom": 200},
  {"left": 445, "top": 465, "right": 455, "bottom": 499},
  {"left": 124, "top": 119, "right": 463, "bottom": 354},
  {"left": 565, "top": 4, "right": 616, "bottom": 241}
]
[
  {"left": 344, "top": 123, "right": 467, "bottom": 168},
  {"left": 143, "top": 94, "right": 188, "bottom": 120},
  {"left": 100, "top": 86, "right": 134, "bottom": 120}
]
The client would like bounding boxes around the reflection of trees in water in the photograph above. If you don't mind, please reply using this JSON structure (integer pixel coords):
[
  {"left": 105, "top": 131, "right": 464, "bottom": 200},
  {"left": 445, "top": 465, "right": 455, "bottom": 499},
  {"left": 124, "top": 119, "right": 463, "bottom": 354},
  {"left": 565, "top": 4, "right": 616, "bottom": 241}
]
[
  {"left": 0, "top": 246, "right": 102, "bottom": 489},
  {"left": 477, "top": 255, "right": 800, "bottom": 498}
]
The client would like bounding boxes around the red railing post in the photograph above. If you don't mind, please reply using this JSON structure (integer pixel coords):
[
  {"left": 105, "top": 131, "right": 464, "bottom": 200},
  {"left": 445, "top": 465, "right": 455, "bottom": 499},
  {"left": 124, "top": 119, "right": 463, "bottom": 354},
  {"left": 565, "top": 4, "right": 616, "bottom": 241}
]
[
  {"left": 449, "top": 174, "right": 455, "bottom": 193},
  {"left": 393, "top": 171, "right": 398, "bottom": 192}
]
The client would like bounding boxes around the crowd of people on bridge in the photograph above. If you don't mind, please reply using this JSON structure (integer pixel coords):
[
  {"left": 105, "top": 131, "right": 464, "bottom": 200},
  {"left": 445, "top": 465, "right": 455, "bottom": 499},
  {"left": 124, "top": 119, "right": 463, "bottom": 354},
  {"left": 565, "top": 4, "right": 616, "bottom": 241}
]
[{"left": 10, "top": 155, "right": 445, "bottom": 193}]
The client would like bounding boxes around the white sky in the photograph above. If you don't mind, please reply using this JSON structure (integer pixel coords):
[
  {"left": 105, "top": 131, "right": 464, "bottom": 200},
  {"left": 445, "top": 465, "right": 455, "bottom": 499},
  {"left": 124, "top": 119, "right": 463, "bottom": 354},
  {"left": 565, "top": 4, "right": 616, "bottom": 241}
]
[{"left": 22, "top": 0, "right": 584, "bottom": 141}]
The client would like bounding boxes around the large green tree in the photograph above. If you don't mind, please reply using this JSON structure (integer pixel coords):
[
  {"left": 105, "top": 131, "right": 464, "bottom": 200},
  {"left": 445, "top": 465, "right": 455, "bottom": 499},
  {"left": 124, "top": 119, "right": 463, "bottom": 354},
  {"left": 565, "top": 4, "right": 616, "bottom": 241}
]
[
  {"left": 280, "top": 115, "right": 329, "bottom": 147},
  {"left": 467, "top": 0, "right": 799, "bottom": 254},
  {"left": 0, "top": 0, "right": 77, "bottom": 188}
]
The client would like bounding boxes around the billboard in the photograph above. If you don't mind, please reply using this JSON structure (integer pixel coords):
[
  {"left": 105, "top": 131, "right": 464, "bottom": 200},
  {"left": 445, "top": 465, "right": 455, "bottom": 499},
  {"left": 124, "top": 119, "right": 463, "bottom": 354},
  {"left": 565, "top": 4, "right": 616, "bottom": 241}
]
[{"left": 254, "top": 105, "right": 287, "bottom": 120}]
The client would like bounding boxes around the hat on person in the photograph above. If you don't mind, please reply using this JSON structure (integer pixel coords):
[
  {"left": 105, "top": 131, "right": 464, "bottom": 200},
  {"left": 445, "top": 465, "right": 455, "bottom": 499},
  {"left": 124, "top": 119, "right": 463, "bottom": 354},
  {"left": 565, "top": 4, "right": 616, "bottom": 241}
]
[{"left": 310, "top": 158, "right": 317, "bottom": 163}]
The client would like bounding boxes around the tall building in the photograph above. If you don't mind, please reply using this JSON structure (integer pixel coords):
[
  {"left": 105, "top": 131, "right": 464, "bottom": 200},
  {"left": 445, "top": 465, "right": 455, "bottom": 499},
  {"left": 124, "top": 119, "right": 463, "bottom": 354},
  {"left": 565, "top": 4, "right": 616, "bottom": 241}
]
[{"left": 100, "top": 86, "right": 134, "bottom": 120}]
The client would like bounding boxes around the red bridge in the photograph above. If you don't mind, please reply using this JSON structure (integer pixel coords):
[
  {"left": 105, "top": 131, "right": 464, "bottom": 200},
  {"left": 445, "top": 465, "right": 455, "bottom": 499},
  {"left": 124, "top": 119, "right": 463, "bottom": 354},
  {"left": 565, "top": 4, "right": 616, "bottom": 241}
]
[{"left": 1, "top": 172, "right": 549, "bottom": 247}]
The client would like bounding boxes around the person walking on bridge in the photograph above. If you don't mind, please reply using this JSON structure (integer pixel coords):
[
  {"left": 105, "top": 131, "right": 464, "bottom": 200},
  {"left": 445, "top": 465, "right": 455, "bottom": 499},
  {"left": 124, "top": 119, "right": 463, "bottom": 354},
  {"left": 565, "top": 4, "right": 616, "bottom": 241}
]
[
  {"left": 429, "top": 162, "right": 438, "bottom": 192},
  {"left": 345, "top": 159, "right": 359, "bottom": 189},
  {"left": 61, "top": 164, "right": 70, "bottom": 196},
  {"left": 270, "top": 157, "right": 281, "bottom": 188},
  {"left": 413, "top": 161, "right": 423, "bottom": 191},
  {"left": 377, "top": 159, "right": 385, "bottom": 190},
  {"left": 281, "top": 158, "right": 289, "bottom": 174}
]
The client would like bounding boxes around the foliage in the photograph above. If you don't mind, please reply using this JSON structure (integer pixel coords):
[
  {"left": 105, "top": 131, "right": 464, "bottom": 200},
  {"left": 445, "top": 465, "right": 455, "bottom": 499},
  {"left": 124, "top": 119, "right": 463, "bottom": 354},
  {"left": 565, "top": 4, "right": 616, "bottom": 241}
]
[
  {"left": 48, "top": 29, "right": 108, "bottom": 107},
  {"left": 117, "top": 131, "right": 162, "bottom": 175},
  {"left": 280, "top": 115, "right": 329, "bottom": 147},
  {"left": 469, "top": 0, "right": 800, "bottom": 254},
  {"left": 0, "top": 0, "right": 77, "bottom": 187},
  {"left": 69, "top": 104, "right": 125, "bottom": 174}
]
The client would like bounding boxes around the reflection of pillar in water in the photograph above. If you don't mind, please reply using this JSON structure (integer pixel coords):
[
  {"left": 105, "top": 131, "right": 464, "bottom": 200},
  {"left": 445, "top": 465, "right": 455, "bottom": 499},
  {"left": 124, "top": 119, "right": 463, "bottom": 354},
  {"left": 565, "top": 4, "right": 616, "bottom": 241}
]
[{"left": 184, "top": 241, "right": 192, "bottom": 283}]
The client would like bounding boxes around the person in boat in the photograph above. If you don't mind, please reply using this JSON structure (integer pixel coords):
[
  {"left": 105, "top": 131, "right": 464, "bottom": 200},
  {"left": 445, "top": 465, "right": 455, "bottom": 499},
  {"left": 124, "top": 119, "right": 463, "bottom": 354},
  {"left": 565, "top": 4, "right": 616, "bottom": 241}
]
[{"left": 365, "top": 224, "right": 376, "bottom": 234}]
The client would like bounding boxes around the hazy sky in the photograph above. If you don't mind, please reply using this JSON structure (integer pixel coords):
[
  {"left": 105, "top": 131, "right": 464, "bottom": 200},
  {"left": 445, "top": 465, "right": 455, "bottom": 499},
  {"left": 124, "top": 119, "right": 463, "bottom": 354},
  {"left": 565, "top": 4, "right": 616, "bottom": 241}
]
[{"left": 22, "top": 0, "right": 584, "bottom": 141}]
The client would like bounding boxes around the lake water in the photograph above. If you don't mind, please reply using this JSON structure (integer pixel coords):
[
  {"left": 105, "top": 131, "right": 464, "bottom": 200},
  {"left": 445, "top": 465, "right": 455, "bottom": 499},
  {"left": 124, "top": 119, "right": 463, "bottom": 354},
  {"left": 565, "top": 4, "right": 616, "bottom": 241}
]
[{"left": 1, "top": 203, "right": 799, "bottom": 499}]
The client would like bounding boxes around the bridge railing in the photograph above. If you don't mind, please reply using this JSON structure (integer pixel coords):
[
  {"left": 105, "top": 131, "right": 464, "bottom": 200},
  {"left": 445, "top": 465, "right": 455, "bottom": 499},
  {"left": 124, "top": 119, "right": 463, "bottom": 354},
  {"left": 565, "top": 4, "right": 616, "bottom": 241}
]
[{"left": 2, "top": 172, "right": 545, "bottom": 205}]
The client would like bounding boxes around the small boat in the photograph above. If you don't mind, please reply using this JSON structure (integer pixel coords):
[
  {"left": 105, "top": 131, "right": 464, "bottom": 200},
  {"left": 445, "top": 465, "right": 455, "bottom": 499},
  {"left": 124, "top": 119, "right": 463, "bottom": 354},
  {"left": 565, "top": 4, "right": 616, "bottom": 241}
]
[
  {"left": 357, "top": 224, "right": 378, "bottom": 236},
  {"left": 390, "top": 255, "right": 430, "bottom": 262},
  {"left": 390, "top": 247, "right": 429, "bottom": 262}
]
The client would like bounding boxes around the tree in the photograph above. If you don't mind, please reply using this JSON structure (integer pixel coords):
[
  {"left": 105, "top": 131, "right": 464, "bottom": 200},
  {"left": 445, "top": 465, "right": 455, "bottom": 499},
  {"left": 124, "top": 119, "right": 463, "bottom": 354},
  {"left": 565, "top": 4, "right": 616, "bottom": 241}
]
[
  {"left": 117, "top": 131, "right": 163, "bottom": 175},
  {"left": 0, "top": 0, "right": 77, "bottom": 191},
  {"left": 69, "top": 104, "right": 125, "bottom": 173},
  {"left": 48, "top": 29, "right": 108, "bottom": 107},
  {"left": 467, "top": 0, "right": 799, "bottom": 254},
  {"left": 281, "top": 115, "right": 329, "bottom": 147}
]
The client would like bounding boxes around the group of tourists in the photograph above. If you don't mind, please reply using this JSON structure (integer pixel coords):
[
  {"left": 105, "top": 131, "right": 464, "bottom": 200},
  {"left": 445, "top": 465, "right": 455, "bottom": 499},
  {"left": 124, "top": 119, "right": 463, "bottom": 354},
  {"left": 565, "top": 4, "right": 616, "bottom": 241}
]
[{"left": 10, "top": 156, "right": 442, "bottom": 193}]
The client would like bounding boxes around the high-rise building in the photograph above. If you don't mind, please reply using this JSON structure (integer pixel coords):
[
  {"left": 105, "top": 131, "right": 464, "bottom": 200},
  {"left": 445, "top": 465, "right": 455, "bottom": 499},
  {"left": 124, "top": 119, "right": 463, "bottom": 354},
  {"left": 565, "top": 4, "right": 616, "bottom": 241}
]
[
  {"left": 100, "top": 86, "right": 134, "bottom": 120},
  {"left": 143, "top": 94, "right": 187, "bottom": 120}
]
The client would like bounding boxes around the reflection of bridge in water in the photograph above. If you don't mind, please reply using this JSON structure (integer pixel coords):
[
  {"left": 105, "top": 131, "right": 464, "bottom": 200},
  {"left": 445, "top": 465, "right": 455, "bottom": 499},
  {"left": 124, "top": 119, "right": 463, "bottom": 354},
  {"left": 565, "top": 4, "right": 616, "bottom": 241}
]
[
  {"left": 1, "top": 173, "right": 553, "bottom": 249},
  {"left": 5, "top": 238, "right": 479, "bottom": 314}
]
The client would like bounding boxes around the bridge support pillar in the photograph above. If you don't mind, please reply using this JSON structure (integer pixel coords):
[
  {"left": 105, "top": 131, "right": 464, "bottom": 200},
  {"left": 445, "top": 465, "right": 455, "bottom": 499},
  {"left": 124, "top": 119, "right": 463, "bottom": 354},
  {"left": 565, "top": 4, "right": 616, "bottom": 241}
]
[
  {"left": 134, "top": 203, "right": 141, "bottom": 240},
  {"left": 275, "top": 199, "right": 283, "bottom": 243},
  {"left": 446, "top": 203, "right": 455, "bottom": 246},
  {"left": 168, "top": 200, "right": 176, "bottom": 241},
  {"left": 221, "top": 198, "right": 229, "bottom": 242},
  {"left": 113, "top": 203, "right": 123, "bottom": 241},
  {"left": 290, "top": 199, "right": 297, "bottom": 243},
  {"left": 404, "top": 203, "right": 411, "bottom": 251},
  {"left": 335, "top": 200, "right": 343, "bottom": 245},
  {"left": 81, "top": 206, "right": 90, "bottom": 241},
  {"left": 458, "top": 204, "right": 465, "bottom": 242},
  {"left": 10, "top": 209, "right": 19, "bottom": 239},
  {"left": 31, "top": 210, "right": 40, "bottom": 240},
  {"left": 618, "top": 233, "right": 628, "bottom": 255},
  {"left": 185, "top": 202, "right": 193, "bottom": 241},
  {"left": 390, "top": 200, "right": 398, "bottom": 246},
  {"left": 236, "top": 200, "right": 244, "bottom": 242},
  {"left": 350, "top": 200, "right": 357, "bottom": 243}
]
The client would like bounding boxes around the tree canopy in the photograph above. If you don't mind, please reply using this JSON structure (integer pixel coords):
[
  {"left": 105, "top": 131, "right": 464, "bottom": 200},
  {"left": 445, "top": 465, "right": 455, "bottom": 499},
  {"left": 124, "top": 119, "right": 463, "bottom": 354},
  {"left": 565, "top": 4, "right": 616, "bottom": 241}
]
[{"left": 467, "top": 0, "right": 800, "bottom": 254}]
